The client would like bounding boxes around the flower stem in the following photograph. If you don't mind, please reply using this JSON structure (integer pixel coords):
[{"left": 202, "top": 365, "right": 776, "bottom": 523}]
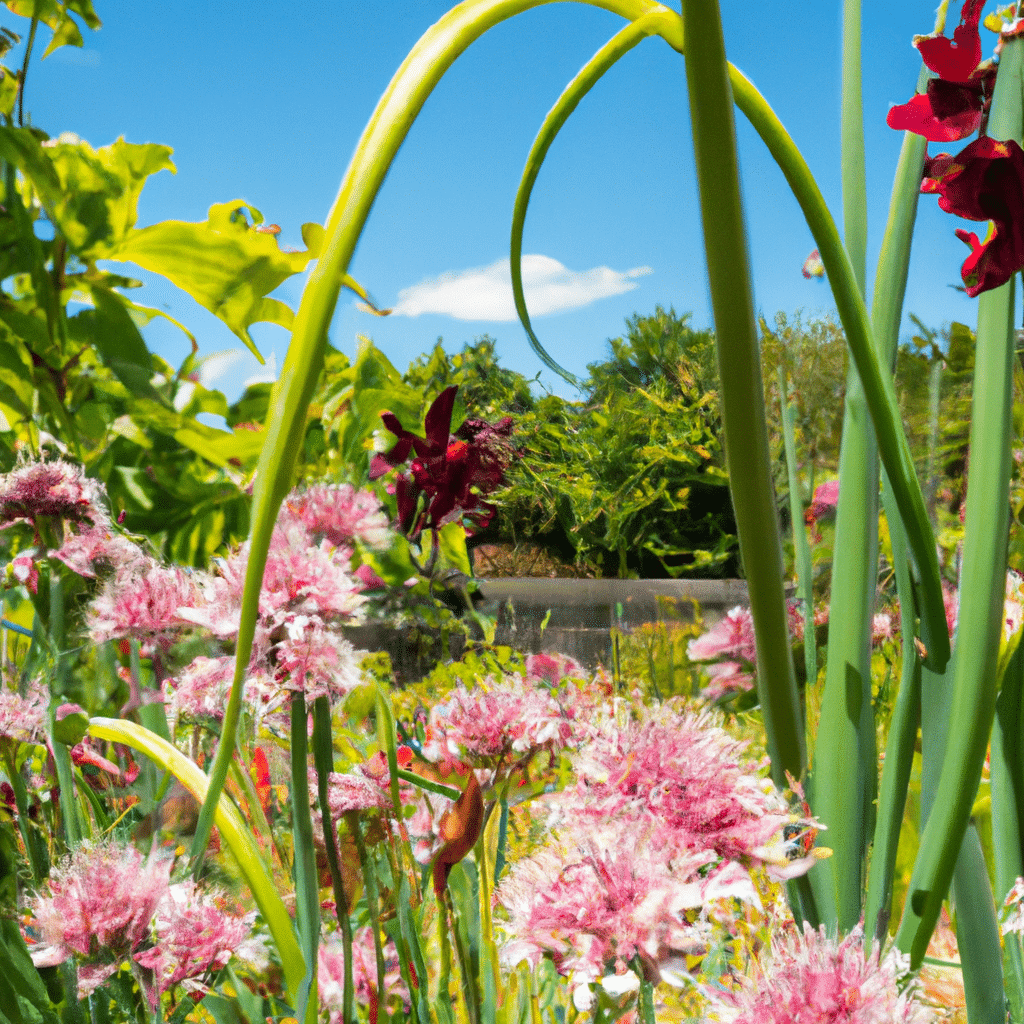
[{"left": 681, "top": 0, "right": 805, "bottom": 786}]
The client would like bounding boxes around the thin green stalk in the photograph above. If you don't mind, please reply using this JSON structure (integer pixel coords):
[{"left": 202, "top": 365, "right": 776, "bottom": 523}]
[
  {"left": 777, "top": 365, "right": 816, "bottom": 689},
  {"left": 681, "top": 0, "right": 805, "bottom": 787},
  {"left": 863, "top": 511, "right": 921, "bottom": 947},
  {"left": 344, "top": 811, "right": 389, "bottom": 1019},
  {"left": 993, "top": 642, "right": 1024, "bottom": 903},
  {"left": 312, "top": 697, "right": 354, "bottom": 1024},
  {"left": 840, "top": 0, "right": 866, "bottom": 292},
  {"left": 629, "top": 957, "right": 656, "bottom": 1024},
  {"left": 951, "top": 823, "right": 1005, "bottom": 1024},
  {"left": 444, "top": 885, "right": 481, "bottom": 1024},
  {"left": 289, "top": 694, "right": 320, "bottom": 1024},
  {"left": 727, "top": 67, "right": 949, "bottom": 675}
]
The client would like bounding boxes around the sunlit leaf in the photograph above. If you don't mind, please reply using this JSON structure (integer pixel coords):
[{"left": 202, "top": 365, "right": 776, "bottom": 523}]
[
  {"left": 41, "top": 136, "right": 175, "bottom": 259},
  {"left": 107, "top": 201, "right": 317, "bottom": 360}
]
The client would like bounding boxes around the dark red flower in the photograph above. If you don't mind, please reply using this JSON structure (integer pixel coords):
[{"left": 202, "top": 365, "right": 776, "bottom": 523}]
[
  {"left": 370, "top": 387, "right": 515, "bottom": 537},
  {"left": 886, "top": 0, "right": 994, "bottom": 142},
  {"left": 921, "top": 135, "right": 1024, "bottom": 295}
]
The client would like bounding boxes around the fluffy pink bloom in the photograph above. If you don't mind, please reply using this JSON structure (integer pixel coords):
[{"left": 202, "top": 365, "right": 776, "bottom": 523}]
[
  {"left": 165, "top": 655, "right": 235, "bottom": 722},
  {"left": 326, "top": 769, "right": 394, "bottom": 816},
  {"left": 318, "top": 926, "right": 408, "bottom": 1018},
  {"left": 701, "top": 660, "right": 755, "bottom": 701},
  {"left": 496, "top": 807, "right": 749, "bottom": 1002},
  {"left": 87, "top": 563, "right": 201, "bottom": 643},
  {"left": 52, "top": 521, "right": 146, "bottom": 579},
  {"left": 273, "top": 615, "right": 363, "bottom": 702},
  {"left": 0, "top": 676, "right": 47, "bottom": 744},
  {"left": 725, "top": 923, "right": 932, "bottom": 1024},
  {"left": 688, "top": 606, "right": 755, "bottom": 666},
  {"left": 133, "top": 881, "right": 250, "bottom": 1003},
  {"left": 283, "top": 484, "right": 391, "bottom": 550},
  {"left": 30, "top": 840, "right": 170, "bottom": 961},
  {"left": 422, "top": 675, "right": 579, "bottom": 766},
  {"left": 570, "top": 702, "right": 797, "bottom": 866},
  {"left": 0, "top": 459, "right": 103, "bottom": 528}
]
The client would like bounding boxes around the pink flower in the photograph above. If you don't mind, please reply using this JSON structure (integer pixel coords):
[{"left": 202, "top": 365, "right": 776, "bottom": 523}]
[
  {"left": 273, "top": 615, "right": 363, "bottom": 702},
  {"left": 725, "top": 923, "right": 931, "bottom": 1024},
  {"left": 570, "top": 702, "right": 797, "bottom": 865},
  {"left": 164, "top": 655, "right": 236, "bottom": 722},
  {"left": 87, "top": 563, "right": 201, "bottom": 643},
  {"left": 1001, "top": 877, "right": 1024, "bottom": 935},
  {"left": 687, "top": 605, "right": 755, "bottom": 665},
  {"left": 0, "top": 677, "right": 47, "bottom": 744},
  {"left": 525, "top": 651, "right": 586, "bottom": 685},
  {"left": 30, "top": 840, "right": 170, "bottom": 962},
  {"left": 283, "top": 484, "right": 390, "bottom": 550},
  {"left": 51, "top": 521, "right": 146, "bottom": 579},
  {"left": 423, "top": 675, "right": 579, "bottom": 767},
  {"left": 0, "top": 459, "right": 104, "bottom": 528},
  {"left": 8, "top": 553, "right": 38, "bottom": 593},
  {"left": 133, "top": 881, "right": 250, "bottom": 1004}
]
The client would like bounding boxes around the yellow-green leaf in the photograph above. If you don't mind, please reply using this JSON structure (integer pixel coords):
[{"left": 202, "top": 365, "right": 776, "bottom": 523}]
[{"left": 107, "top": 201, "right": 317, "bottom": 360}]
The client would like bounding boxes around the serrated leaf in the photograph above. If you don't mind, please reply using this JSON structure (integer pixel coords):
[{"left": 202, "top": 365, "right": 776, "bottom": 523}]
[{"left": 106, "top": 201, "right": 316, "bottom": 360}]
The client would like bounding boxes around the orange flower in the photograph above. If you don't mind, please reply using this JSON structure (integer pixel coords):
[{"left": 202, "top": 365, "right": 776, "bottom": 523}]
[{"left": 431, "top": 771, "right": 483, "bottom": 895}]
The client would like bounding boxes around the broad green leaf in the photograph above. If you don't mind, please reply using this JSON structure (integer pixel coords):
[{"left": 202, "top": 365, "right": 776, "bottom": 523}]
[
  {"left": 41, "top": 136, "right": 175, "bottom": 259},
  {"left": 41, "top": 12, "right": 82, "bottom": 56},
  {"left": 174, "top": 422, "right": 265, "bottom": 469},
  {"left": 0, "top": 127, "right": 62, "bottom": 213},
  {"left": 107, "top": 201, "right": 317, "bottom": 360},
  {"left": 438, "top": 521, "right": 472, "bottom": 577}
]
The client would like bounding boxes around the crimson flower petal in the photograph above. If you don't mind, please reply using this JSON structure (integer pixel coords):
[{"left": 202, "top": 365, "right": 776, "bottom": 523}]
[
  {"left": 886, "top": 88, "right": 983, "bottom": 143},
  {"left": 915, "top": 0, "right": 985, "bottom": 82}
]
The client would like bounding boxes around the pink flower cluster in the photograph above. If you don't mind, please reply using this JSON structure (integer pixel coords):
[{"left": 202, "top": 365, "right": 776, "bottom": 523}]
[
  {"left": 496, "top": 700, "right": 823, "bottom": 1001},
  {"left": 721, "top": 923, "right": 932, "bottom": 1024},
  {"left": 687, "top": 605, "right": 757, "bottom": 699},
  {"left": 28, "top": 840, "right": 249, "bottom": 1001},
  {"left": 0, "top": 459, "right": 145, "bottom": 597},
  {"left": 0, "top": 676, "right": 47, "bottom": 745},
  {"left": 422, "top": 674, "right": 581, "bottom": 766}
]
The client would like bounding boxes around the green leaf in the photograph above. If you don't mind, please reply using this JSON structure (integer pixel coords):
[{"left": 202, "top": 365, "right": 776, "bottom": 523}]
[
  {"left": 41, "top": 137, "right": 175, "bottom": 260},
  {"left": 0, "top": 66, "right": 17, "bottom": 118},
  {"left": 106, "top": 201, "right": 316, "bottom": 360},
  {"left": 438, "top": 522, "right": 472, "bottom": 577}
]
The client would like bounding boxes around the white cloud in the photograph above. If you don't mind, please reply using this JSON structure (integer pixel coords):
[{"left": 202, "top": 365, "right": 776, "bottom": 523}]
[{"left": 389, "top": 255, "right": 652, "bottom": 322}]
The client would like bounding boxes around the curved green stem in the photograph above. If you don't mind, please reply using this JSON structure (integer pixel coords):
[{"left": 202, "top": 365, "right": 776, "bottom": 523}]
[
  {"left": 188, "top": 0, "right": 677, "bottom": 885},
  {"left": 511, "top": 13, "right": 679, "bottom": 388},
  {"left": 727, "top": 66, "right": 948, "bottom": 675}
]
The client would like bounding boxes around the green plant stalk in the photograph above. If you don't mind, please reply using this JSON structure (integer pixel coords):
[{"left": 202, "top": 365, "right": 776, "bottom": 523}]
[
  {"left": 777, "top": 365, "right": 816, "bottom": 689},
  {"left": 727, "top": 66, "right": 949, "bottom": 676},
  {"left": 344, "top": 810, "right": 389, "bottom": 1019},
  {"left": 86, "top": 718, "right": 306, "bottom": 1008},
  {"left": 3, "top": 747, "right": 44, "bottom": 883},
  {"left": 811, "top": 378, "right": 878, "bottom": 930},
  {"left": 994, "top": 640, "right": 1024, "bottom": 893},
  {"left": 992, "top": 642, "right": 1024, "bottom": 1022},
  {"left": 894, "top": 36, "right": 1023, "bottom": 966},
  {"left": 629, "top": 957, "right": 656, "bottom": 1024},
  {"left": 511, "top": 14, "right": 671, "bottom": 389},
  {"left": 289, "top": 694, "right": 320, "bottom": 1024},
  {"left": 476, "top": 829, "right": 500, "bottom": 1023},
  {"left": 840, "top": 0, "right": 866, "bottom": 293},
  {"left": 680, "top": 0, "right": 805, "bottom": 786},
  {"left": 951, "top": 823, "right": 1005, "bottom": 1024},
  {"left": 444, "top": 885, "right": 481, "bottom": 1024},
  {"left": 312, "top": 696, "right": 354, "bottom": 1024},
  {"left": 863, "top": 519, "right": 920, "bottom": 947},
  {"left": 189, "top": 0, "right": 674, "bottom": 870}
]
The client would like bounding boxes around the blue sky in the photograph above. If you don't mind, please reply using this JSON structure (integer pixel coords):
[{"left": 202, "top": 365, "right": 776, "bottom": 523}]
[{"left": 21, "top": 2, "right": 988, "bottom": 399}]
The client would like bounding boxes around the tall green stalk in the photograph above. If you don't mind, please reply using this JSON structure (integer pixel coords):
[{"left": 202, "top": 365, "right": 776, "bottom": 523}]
[
  {"left": 894, "top": 36, "right": 1024, "bottom": 967},
  {"left": 680, "top": 0, "right": 805, "bottom": 787}
]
